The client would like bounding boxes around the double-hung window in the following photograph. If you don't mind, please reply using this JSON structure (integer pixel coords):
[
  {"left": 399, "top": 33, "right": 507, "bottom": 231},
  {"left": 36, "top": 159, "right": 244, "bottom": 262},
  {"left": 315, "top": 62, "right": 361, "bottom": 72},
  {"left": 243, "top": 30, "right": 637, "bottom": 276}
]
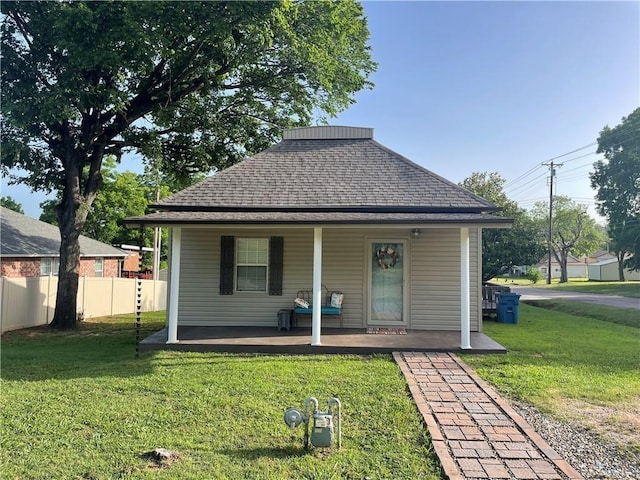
[
  {"left": 40, "top": 258, "right": 59, "bottom": 276},
  {"left": 220, "top": 236, "right": 283, "bottom": 296},
  {"left": 236, "top": 238, "right": 268, "bottom": 292},
  {"left": 94, "top": 258, "right": 104, "bottom": 277}
]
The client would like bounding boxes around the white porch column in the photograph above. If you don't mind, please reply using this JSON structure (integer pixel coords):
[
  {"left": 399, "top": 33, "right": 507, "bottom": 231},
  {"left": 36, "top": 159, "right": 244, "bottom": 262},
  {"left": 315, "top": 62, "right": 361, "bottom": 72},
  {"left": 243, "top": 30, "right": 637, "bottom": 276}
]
[
  {"left": 167, "top": 227, "right": 181, "bottom": 344},
  {"left": 311, "top": 227, "right": 323, "bottom": 346},
  {"left": 460, "top": 227, "right": 472, "bottom": 349}
]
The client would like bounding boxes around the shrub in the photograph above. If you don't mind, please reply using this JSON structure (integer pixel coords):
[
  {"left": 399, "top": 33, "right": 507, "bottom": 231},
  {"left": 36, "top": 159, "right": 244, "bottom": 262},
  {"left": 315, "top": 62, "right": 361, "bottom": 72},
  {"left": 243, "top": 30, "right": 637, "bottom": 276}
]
[{"left": 525, "top": 268, "right": 543, "bottom": 284}]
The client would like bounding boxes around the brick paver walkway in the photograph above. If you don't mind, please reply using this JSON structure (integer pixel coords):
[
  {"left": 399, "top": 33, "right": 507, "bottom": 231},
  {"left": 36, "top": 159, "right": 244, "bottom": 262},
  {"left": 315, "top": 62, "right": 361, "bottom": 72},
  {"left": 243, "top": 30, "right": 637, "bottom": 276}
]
[{"left": 394, "top": 352, "right": 584, "bottom": 480}]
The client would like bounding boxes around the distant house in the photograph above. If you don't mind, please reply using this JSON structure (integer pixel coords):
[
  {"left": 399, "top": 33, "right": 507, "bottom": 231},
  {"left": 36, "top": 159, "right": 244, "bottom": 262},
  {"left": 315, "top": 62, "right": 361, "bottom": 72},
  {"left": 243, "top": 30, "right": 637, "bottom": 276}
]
[
  {"left": 126, "top": 126, "right": 511, "bottom": 348},
  {"left": 583, "top": 250, "right": 616, "bottom": 265},
  {"left": 535, "top": 253, "right": 587, "bottom": 279},
  {"left": 115, "top": 244, "right": 154, "bottom": 278},
  {"left": 588, "top": 257, "right": 640, "bottom": 281},
  {"left": 1, "top": 207, "right": 127, "bottom": 278}
]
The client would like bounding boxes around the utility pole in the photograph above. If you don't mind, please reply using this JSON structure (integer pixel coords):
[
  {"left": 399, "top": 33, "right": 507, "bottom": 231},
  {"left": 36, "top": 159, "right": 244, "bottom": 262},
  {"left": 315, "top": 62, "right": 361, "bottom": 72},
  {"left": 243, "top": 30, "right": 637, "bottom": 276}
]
[{"left": 542, "top": 161, "right": 562, "bottom": 284}]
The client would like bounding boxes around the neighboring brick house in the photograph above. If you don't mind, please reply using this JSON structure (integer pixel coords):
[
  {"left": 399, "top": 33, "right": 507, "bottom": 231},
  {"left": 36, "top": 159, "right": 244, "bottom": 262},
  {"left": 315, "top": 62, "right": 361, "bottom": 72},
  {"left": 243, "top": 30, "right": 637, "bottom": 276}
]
[
  {"left": 115, "top": 244, "right": 154, "bottom": 278},
  {"left": 1, "top": 207, "right": 127, "bottom": 278}
]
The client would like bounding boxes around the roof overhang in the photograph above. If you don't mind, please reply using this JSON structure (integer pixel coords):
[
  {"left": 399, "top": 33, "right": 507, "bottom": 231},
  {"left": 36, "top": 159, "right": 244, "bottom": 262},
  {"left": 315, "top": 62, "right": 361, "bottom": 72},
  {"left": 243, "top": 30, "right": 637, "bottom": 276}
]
[{"left": 124, "top": 211, "right": 513, "bottom": 229}]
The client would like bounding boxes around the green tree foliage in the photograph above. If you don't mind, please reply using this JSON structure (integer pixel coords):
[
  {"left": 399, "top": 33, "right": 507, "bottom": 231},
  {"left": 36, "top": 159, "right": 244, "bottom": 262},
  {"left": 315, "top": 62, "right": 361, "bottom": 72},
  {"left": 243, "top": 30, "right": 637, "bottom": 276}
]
[
  {"left": 524, "top": 268, "right": 543, "bottom": 284},
  {"left": 0, "top": 196, "right": 24, "bottom": 214},
  {"left": 40, "top": 159, "right": 172, "bottom": 270},
  {"left": 460, "top": 172, "right": 546, "bottom": 282},
  {"left": 1, "top": 1, "right": 375, "bottom": 328},
  {"left": 590, "top": 108, "right": 640, "bottom": 278},
  {"left": 531, "top": 196, "right": 606, "bottom": 283}
]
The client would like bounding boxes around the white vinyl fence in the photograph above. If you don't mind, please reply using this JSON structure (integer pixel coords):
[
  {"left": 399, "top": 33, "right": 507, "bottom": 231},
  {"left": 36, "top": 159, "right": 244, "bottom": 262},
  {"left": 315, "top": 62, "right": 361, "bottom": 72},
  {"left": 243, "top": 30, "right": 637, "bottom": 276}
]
[{"left": 0, "top": 276, "right": 167, "bottom": 333}]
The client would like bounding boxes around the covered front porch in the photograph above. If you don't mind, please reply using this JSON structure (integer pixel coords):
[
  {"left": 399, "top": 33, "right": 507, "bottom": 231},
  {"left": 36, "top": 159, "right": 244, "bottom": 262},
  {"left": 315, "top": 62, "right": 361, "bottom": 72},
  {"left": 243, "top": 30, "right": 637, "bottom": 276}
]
[{"left": 139, "top": 326, "right": 506, "bottom": 354}]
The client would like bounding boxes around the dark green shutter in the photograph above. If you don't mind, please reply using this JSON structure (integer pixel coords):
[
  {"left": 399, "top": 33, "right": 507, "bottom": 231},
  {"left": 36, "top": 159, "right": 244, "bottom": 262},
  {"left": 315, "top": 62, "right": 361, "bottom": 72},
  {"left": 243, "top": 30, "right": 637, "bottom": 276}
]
[
  {"left": 220, "top": 236, "right": 235, "bottom": 295},
  {"left": 269, "top": 236, "right": 284, "bottom": 296}
]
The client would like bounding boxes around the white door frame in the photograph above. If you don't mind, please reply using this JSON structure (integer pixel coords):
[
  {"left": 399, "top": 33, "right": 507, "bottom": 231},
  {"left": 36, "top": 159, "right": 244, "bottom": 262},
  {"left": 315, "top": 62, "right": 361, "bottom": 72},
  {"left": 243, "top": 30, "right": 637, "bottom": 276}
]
[{"left": 366, "top": 238, "right": 409, "bottom": 326}]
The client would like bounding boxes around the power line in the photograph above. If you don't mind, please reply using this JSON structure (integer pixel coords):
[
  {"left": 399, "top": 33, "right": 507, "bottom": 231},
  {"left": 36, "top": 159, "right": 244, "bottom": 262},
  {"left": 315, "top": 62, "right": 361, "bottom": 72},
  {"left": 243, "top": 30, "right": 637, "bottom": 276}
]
[
  {"left": 506, "top": 171, "right": 549, "bottom": 197},
  {"left": 541, "top": 142, "right": 597, "bottom": 164},
  {"left": 504, "top": 164, "right": 545, "bottom": 191},
  {"left": 561, "top": 151, "right": 598, "bottom": 164},
  {"left": 504, "top": 125, "right": 639, "bottom": 192},
  {"left": 559, "top": 161, "right": 593, "bottom": 175}
]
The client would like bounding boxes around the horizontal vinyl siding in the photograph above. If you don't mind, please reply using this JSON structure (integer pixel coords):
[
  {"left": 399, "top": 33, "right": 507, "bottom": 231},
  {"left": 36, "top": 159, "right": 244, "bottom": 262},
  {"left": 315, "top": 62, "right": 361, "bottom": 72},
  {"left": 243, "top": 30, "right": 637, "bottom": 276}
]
[
  {"left": 179, "top": 228, "right": 313, "bottom": 326},
  {"left": 318, "top": 230, "right": 365, "bottom": 328},
  {"left": 410, "top": 228, "right": 480, "bottom": 331},
  {"left": 177, "top": 226, "right": 481, "bottom": 331}
]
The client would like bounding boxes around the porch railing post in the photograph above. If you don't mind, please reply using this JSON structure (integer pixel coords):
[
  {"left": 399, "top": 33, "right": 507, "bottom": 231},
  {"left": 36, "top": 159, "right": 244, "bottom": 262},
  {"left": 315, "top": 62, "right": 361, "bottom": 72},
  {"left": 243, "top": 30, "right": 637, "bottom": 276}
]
[
  {"left": 167, "top": 227, "right": 181, "bottom": 344},
  {"left": 460, "top": 227, "right": 472, "bottom": 349},
  {"left": 312, "top": 227, "right": 323, "bottom": 346}
]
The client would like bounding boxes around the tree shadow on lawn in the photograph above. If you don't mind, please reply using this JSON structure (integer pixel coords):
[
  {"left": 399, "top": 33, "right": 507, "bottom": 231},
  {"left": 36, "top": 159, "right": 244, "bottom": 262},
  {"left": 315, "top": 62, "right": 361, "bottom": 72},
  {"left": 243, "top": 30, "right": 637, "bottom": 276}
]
[{"left": 1, "top": 329, "right": 157, "bottom": 382}]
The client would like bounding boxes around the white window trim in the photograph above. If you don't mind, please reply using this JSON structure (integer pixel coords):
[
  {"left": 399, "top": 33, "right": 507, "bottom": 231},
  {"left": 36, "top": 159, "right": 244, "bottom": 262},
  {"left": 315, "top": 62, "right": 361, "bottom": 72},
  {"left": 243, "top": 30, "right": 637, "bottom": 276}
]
[
  {"left": 235, "top": 237, "right": 269, "bottom": 293},
  {"left": 94, "top": 257, "right": 104, "bottom": 278},
  {"left": 40, "top": 257, "right": 59, "bottom": 276}
]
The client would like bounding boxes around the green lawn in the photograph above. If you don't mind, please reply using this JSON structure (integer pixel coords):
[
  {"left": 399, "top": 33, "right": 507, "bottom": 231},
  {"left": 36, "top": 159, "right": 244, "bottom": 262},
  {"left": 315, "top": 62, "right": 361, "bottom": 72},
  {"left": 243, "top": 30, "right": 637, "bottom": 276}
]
[
  {"left": 542, "top": 279, "right": 640, "bottom": 298},
  {"left": 1, "top": 315, "right": 441, "bottom": 480},
  {"left": 3, "top": 303, "right": 639, "bottom": 476},
  {"left": 524, "top": 299, "right": 639, "bottom": 328},
  {"left": 494, "top": 277, "right": 640, "bottom": 298},
  {"left": 464, "top": 303, "right": 640, "bottom": 451}
]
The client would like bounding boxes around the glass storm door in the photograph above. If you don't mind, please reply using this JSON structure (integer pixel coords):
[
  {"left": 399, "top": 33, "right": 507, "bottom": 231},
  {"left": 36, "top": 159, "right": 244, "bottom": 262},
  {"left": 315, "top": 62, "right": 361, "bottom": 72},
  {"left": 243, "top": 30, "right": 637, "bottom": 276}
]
[{"left": 369, "top": 241, "right": 406, "bottom": 324}]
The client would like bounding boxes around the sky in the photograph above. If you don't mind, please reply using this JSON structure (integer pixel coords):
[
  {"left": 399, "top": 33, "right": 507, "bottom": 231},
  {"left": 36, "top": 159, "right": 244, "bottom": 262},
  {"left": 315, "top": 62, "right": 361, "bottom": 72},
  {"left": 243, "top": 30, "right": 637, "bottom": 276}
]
[{"left": 2, "top": 0, "right": 639, "bottom": 221}]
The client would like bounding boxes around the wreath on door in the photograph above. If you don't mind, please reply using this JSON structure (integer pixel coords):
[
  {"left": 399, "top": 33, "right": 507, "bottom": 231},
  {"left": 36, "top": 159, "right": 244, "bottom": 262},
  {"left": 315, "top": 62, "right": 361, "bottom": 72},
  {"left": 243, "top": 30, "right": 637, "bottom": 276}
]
[{"left": 375, "top": 245, "right": 399, "bottom": 269}]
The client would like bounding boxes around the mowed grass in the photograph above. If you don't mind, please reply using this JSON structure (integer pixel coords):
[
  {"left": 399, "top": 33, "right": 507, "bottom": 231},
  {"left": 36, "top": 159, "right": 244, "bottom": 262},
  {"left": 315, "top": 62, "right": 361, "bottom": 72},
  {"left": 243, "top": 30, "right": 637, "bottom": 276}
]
[
  {"left": 525, "top": 299, "right": 639, "bottom": 328},
  {"left": 464, "top": 303, "right": 640, "bottom": 450},
  {"left": 541, "top": 278, "right": 640, "bottom": 298},
  {"left": 494, "top": 276, "right": 640, "bottom": 298},
  {"left": 1, "top": 314, "right": 441, "bottom": 480}
]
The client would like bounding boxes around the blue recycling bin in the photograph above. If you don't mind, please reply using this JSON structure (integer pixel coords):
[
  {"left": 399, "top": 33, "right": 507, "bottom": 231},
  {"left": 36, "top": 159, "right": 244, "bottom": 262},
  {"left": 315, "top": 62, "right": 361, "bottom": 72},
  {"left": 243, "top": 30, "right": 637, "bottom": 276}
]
[{"left": 496, "top": 292, "right": 521, "bottom": 324}]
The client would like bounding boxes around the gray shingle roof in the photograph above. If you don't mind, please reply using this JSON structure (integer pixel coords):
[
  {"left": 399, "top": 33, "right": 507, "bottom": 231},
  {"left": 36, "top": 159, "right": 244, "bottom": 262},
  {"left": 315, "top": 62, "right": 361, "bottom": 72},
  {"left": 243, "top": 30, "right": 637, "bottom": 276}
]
[
  {"left": 125, "top": 126, "right": 509, "bottom": 227},
  {"left": 1, "top": 207, "right": 127, "bottom": 258},
  {"left": 156, "top": 132, "right": 497, "bottom": 212}
]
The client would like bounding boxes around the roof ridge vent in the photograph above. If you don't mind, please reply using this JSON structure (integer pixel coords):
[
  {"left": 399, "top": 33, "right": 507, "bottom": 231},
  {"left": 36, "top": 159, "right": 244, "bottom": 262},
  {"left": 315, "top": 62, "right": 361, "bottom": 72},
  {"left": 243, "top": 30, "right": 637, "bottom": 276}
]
[{"left": 283, "top": 125, "right": 373, "bottom": 140}]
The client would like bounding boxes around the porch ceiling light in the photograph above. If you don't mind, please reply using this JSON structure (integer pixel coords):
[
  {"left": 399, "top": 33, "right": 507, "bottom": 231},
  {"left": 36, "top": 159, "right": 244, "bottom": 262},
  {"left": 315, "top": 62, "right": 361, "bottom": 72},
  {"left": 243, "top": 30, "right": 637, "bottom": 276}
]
[{"left": 411, "top": 228, "right": 421, "bottom": 239}]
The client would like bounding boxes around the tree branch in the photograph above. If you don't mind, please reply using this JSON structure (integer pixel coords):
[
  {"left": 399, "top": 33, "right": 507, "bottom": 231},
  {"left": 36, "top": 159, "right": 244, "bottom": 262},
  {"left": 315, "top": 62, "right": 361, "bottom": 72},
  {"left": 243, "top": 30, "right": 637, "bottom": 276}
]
[{"left": 8, "top": 10, "right": 54, "bottom": 90}]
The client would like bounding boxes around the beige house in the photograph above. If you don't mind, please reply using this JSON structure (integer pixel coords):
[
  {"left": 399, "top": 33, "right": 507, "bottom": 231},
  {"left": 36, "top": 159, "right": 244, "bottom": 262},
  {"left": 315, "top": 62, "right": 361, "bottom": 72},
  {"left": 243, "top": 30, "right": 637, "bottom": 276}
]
[
  {"left": 535, "top": 253, "right": 588, "bottom": 279},
  {"left": 588, "top": 258, "right": 640, "bottom": 281},
  {"left": 126, "top": 126, "right": 511, "bottom": 349}
]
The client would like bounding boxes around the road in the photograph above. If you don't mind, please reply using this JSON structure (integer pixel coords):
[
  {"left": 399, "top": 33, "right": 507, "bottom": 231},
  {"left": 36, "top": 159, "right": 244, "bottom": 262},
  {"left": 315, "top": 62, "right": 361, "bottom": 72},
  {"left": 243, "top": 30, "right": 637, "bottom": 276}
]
[{"left": 509, "top": 284, "right": 640, "bottom": 311}]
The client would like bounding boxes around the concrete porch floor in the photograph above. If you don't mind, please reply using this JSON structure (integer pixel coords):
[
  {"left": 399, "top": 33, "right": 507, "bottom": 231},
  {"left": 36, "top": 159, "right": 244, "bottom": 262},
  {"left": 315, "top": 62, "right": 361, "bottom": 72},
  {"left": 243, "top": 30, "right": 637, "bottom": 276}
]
[{"left": 138, "top": 326, "right": 506, "bottom": 354}]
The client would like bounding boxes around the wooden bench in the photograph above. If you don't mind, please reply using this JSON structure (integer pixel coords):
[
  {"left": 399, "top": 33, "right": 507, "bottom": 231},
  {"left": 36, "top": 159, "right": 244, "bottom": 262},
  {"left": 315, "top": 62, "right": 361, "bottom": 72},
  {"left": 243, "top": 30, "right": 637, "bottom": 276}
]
[
  {"left": 482, "top": 284, "right": 511, "bottom": 316},
  {"left": 293, "top": 285, "right": 344, "bottom": 327}
]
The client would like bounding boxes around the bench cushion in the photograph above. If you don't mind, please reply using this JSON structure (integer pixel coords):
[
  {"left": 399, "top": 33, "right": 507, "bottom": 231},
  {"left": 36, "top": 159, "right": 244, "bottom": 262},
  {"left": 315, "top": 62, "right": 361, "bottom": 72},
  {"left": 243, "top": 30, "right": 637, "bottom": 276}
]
[{"left": 294, "top": 306, "right": 341, "bottom": 315}]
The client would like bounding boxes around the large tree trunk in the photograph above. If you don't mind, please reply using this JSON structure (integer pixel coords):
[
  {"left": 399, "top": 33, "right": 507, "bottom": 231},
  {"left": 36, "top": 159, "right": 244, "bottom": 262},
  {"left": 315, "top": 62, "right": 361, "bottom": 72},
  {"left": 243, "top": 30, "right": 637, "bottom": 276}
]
[
  {"left": 558, "top": 251, "right": 569, "bottom": 283},
  {"left": 49, "top": 146, "right": 101, "bottom": 329},
  {"left": 50, "top": 235, "right": 81, "bottom": 329},
  {"left": 617, "top": 251, "right": 626, "bottom": 282},
  {"left": 50, "top": 199, "right": 86, "bottom": 329}
]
